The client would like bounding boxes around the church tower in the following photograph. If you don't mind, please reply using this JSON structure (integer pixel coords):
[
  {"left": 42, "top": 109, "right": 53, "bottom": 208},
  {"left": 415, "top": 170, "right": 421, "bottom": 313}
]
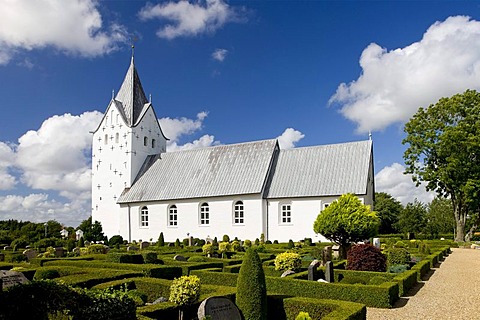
[{"left": 91, "top": 56, "right": 167, "bottom": 237}]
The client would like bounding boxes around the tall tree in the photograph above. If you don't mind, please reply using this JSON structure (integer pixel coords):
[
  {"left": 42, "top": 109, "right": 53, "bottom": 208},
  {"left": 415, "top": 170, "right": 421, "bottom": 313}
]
[
  {"left": 403, "top": 90, "right": 480, "bottom": 241},
  {"left": 77, "top": 217, "right": 104, "bottom": 242},
  {"left": 395, "top": 200, "right": 427, "bottom": 237},
  {"left": 374, "top": 192, "right": 403, "bottom": 234},
  {"left": 313, "top": 193, "right": 379, "bottom": 258},
  {"left": 425, "top": 198, "right": 455, "bottom": 238}
]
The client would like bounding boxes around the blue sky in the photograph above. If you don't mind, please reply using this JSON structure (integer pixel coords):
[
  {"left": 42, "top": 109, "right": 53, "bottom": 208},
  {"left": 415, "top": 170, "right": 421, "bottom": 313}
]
[{"left": 0, "top": 0, "right": 479, "bottom": 227}]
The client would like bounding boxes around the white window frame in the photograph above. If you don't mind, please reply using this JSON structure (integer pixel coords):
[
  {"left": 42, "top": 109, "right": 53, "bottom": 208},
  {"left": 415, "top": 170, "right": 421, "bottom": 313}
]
[
  {"left": 168, "top": 205, "right": 178, "bottom": 227},
  {"left": 279, "top": 203, "right": 292, "bottom": 225},
  {"left": 199, "top": 203, "right": 209, "bottom": 225},
  {"left": 140, "top": 206, "right": 149, "bottom": 227},
  {"left": 233, "top": 200, "right": 244, "bottom": 225}
]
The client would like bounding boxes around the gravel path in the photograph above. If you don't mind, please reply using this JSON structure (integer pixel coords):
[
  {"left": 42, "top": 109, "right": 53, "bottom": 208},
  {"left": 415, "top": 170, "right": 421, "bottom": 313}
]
[{"left": 367, "top": 248, "right": 480, "bottom": 320}]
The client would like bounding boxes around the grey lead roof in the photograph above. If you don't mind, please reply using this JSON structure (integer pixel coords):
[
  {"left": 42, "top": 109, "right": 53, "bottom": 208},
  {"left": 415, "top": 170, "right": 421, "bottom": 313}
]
[
  {"left": 114, "top": 56, "right": 149, "bottom": 127},
  {"left": 117, "top": 139, "right": 278, "bottom": 203},
  {"left": 266, "top": 140, "right": 372, "bottom": 198}
]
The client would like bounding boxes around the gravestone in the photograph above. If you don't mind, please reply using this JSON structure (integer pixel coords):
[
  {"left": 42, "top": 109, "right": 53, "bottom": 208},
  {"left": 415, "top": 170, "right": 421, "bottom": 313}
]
[
  {"left": 141, "top": 241, "right": 150, "bottom": 249},
  {"left": 127, "top": 246, "right": 139, "bottom": 251},
  {"left": 323, "top": 246, "right": 332, "bottom": 265},
  {"left": 197, "top": 297, "right": 241, "bottom": 320},
  {"left": 317, "top": 278, "right": 328, "bottom": 283},
  {"left": 205, "top": 236, "right": 213, "bottom": 244},
  {"left": 84, "top": 240, "right": 91, "bottom": 247},
  {"left": 325, "top": 261, "right": 334, "bottom": 283},
  {"left": 23, "top": 249, "right": 37, "bottom": 260},
  {"left": 54, "top": 247, "right": 64, "bottom": 257},
  {"left": 373, "top": 238, "right": 381, "bottom": 249},
  {"left": 167, "top": 242, "right": 175, "bottom": 247},
  {"left": 4, "top": 246, "right": 11, "bottom": 251},
  {"left": 308, "top": 259, "right": 321, "bottom": 281},
  {"left": 188, "top": 236, "right": 193, "bottom": 247},
  {"left": 173, "top": 255, "right": 187, "bottom": 261},
  {"left": 281, "top": 270, "right": 295, "bottom": 277},
  {"left": 0, "top": 270, "right": 29, "bottom": 289},
  {"left": 72, "top": 248, "right": 80, "bottom": 255}
]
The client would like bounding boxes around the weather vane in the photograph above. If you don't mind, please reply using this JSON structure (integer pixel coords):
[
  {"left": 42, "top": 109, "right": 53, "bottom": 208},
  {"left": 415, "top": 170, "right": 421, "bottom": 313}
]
[{"left": 130, "top": 35, "right": 138, "bottom": 58}]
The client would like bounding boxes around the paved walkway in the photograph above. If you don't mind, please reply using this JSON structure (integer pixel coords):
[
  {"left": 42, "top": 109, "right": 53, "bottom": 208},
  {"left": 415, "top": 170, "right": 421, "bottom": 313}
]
[{"left": 367, "top": 248, "right": 480, "bottom": 320}]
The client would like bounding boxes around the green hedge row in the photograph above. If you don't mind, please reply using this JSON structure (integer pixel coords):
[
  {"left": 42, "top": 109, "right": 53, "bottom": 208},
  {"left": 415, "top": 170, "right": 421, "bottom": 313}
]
[
  {"left": 57, "top": 269, "right": 143, "bottom": 288},
  {"left": 105, "top": 253, "right": 145, "bottom": 264},
  {"left": 43, "top": 260, "right": 182, "bottom": 279},
  {"left": 191, "top": 270, "right": 398, "bottom": 308},
  {"left": 31, "top": 256, "right": 94, "bottom": 266},
  {"left": 160, "top": 260, "right": 224, "bottom": 275}
]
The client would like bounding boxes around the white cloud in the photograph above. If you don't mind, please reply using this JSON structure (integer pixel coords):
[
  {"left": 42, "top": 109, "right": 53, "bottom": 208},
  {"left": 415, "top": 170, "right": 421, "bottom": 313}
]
[
  {"left": 168, "top": 134, "right": 219, "bottom": 151},
  {"left": 15, "top": 111, "right": 103, "bottom": 196},
  {"left": 0, "top": 142, "right": 16, "bottom": 190},
  {"left": 0, "top": 0, "right": 127, "bottom": 65},
  {"left": 138, "top": 0, "right": 243, "bottom": 39},
  {"left": 212, "top": 48, "right": 228, "bottom": 62},
  {"left": 375, "top": 162, "right": 436, "bottom": 205},
  {"left": 277, "top": 128, "right": 305, "bottom": 149},
  {"left": 330, "top": 16, "right": 480, "bottom": 133}
]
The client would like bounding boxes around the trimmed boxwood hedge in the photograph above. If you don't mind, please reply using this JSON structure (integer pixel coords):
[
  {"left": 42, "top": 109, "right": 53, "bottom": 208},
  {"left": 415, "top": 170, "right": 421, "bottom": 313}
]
[
  {"left": 43, "top": 260, "right": 182, "bottom": 279},
  {"left": 106, "top": 253, "right": 144, "bottom": 264},
  {"left": 57, "top": 269, "right": 143, "bottom": 288}
]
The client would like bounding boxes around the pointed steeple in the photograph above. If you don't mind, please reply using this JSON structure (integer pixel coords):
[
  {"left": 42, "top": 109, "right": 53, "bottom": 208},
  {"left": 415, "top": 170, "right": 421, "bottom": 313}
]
[{"left": 115, "top": 56, "right": 149, "bottom": 127}]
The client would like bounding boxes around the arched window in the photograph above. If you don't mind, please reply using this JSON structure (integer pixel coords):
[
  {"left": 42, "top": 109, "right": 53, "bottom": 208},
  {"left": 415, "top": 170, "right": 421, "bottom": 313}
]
[
  {"left": 140, "top": 206, "right": 149, "bottom": 227},
  {"left": 115, "top": 132, "right": 119, "bottom": 143},
  {"left": 233, "top": 201, "right": 244, "bottom": 224},
  {"left": 116, "top": 114, "right": 119, "bottom": 124},
  {"left": 144, "top": 136, "right": 148, "bottom": 147},
  {"left": 152, "top": 139, "right": 156, "bottom": 148},
  {"left": 199, "top": 203, "right": 209, "bottom": 225},
  {"left": 104, "top": 134, "right": 108, "bottom": 145},
  {"left": 168, "top": 205, "right": 178, "bottom": 226},
  {"left": 280, "top": 203, "right": 291, "bottom": 224}
]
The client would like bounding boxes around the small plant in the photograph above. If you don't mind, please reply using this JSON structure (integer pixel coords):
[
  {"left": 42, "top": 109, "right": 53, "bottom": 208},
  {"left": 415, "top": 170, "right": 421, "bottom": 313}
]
[
  {"left": 387, "top": 248, "right": 411, "bottom": 266},
  {"left": 273, "top": 240, "right": 279, "bottom": 244},
  {"left": 169, "top": 275, "right": 201, "bottom": 320},
  {"left": 274, "top": 252, "right": 302, "bottom": 272},
  {"left": 87, "top": 244, "right": 106, "bottom": 254},
  {"left": 255, "top": 238, "right": 260, "bottom": 246},
  {"left": 222, "top": 235, "right": 230, "bottom": 242},
  {"left": 175, "top": 239, "right": 181, "bottom": 247},
  {"left": 388, "top": 264, "right": 409, "bottom": 273},
  {"left": 304, "top": 238, "right": 313, "bottom": 246},
  {"left": 202, "top": 243, "right": 214, "bottom": 256},
  {"left": 347, "top": 244, "right": 386, "bottom": 272},
  {"left": 418, "top": 242, "right": 431, "bottom": 254},
  {"left": 231, "top": 240, "right": 241, "bottom": 252},
  {"left": 243, "top": 239, "right": 252, "bottom": 248},
  {"left": 295, "top": 312, "right": 312, "bottom": 320},
  {"left": 218, "top": 242, "right": 231, "bottom": 258},
  {"left": 287, "top": 239, "right": 294, "bottom": 249},
  {"left": 157, "top": 232, "right": 165, "bottom": 247},
  {"left": 260, "top": 233, "right": 265, "bottom": 244}
]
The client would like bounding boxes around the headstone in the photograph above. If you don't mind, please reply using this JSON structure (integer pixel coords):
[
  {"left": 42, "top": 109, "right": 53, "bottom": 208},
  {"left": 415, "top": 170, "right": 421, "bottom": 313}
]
[
  {"left": 104, "top": 245, "right": 110, "bottom": 253},
  {"left": 197, "top": 297, "right": 241, "bottom": 320},
  {"left": 173, "top": 254, "right": 187, "bottom": 261},
  {"left": 281, "top": 270, "right": 295, "bottom": 277},
  {"left": 308, "top": 259, "right": 321, "bottom": 281},
  {"left": 25, "top": 245, "right": 31, "bottom": 249},
  {"left": 0, "top": 270, "right": 30, "bottom": 289},
  {"left": 84, "top": 240, "right": 91, "bottom": 247},
  {"left": 141, "top": 241, "right": 150, "bottom": 249},
  {"left": 188, "top": 236, "right": 193, "bottom": 247},
  {"left": 127, "top": 246, "right": 139, "bottom": 251},
  {"left": 373, "top": 238, "right": 381, "bottom": 249},
  {"left": 54, "top": 247, "right": 64, "bottom": 257},
  {"left": 4, "top": 246, "right": 11, "bottom": 251},
  {"left": 146, "top": 296, "right": 168, "bottom": 305},
  {"left": 168, "top": 242, "right": 175, "bottom": 247},
  {"left": 323, "top": 246, "right": 332, "bottom": 264},
  {"left": 325, "top": 261, "right": 334, "bottom": 283},
  {"left": 332, "top": 245, "right": 340, "bottom": 259},
  {"left": 72, "top": 248, "right": 80, "bottom": 254},
  {"left": 23, "top": 249, "right": 37, "bottom": 260},
  {"left": 206, "top": 236, "right": 213, "bottom": 244},
  {"left": 317, "top": 278, "right": 328, "bottom": 283}
]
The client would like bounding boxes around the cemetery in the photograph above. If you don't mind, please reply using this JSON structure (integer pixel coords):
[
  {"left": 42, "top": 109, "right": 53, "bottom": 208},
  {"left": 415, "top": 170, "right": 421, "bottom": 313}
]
[{"left": 0, "top": 234, "right": 452, "bottom": 319}]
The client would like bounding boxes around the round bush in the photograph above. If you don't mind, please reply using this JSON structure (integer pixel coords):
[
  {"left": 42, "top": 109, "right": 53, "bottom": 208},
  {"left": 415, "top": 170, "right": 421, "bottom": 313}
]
[
  {"left": 236, "top": 248, "right": 267, "bottom": 320},
  {"left": 296, "top": 312, "right": 312, "bottom": 320},
  {"left": 387, "top": 248, "right": 411, "bottom": 266},
  {"left": 109, "top": 235, "right": 124, "bottom": 246},
  {"left": 274, "top": 252, "right": 302, "bottom": 272},
  {"left": 347, "top": 244, "right": 386, "bottom": 272}
]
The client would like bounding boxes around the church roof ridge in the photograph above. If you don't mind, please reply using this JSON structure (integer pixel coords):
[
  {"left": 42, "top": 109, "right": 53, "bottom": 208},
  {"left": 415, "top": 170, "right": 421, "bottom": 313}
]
[{"left": 165, "top": 138, "right": 278, "bottom": 154}]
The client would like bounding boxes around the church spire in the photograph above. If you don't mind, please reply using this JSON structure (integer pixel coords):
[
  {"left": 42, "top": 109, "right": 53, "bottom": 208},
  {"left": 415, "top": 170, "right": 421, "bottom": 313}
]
[{"left": 114, "top": 54, "right": 148, "bottom": 127}]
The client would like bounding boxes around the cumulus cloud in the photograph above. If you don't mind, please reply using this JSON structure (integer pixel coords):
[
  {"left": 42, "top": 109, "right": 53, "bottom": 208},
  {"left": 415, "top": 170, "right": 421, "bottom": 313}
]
[
  {"left": 15, "top": 111, "right": 103, "bottom": 198},
  {"left": 212, "top": 48, "right": 228, "bottom": 61},
  {"left": 0, "top": 0, "right": 127, "bottom": 65},
  {"left": 0, "top": 142, "right": 16, "bottom": 190},
  {"left": 138, "top": 0, "right": 243, "bottom": 39},
  {"left": 330, "top": 16, "right": 480, "bottom": 133},
  {"left": 277, "top": 128, "right": 305, "bottom": 149},
  {"left": 168, "top": 134, "right": 219, "bottom": 152},
  {"left": 375, "top": 162, "right": 436, "bottom": 205}
]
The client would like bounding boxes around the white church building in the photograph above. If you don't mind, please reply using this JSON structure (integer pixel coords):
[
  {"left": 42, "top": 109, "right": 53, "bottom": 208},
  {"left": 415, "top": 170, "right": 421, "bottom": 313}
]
[{"left": 91, "top": 57, "right": 375, "bottom": 243}]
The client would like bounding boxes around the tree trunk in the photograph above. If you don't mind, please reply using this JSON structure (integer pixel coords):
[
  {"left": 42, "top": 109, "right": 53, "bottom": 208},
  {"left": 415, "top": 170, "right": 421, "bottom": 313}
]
[
  {"left": 455, "top": 218, "right": 465, "bottom": 242},
  {"left": 339, "top": 243, "right": 351, "bottom": 260}
]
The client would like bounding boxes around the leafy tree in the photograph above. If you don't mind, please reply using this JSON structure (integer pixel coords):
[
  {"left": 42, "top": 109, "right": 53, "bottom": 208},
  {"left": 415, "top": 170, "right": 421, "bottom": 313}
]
[
  {"left": 403, "top": 90, "right": 480, "bottom": 241},
  {"left": 169, "top": 275, "right": 201, "bottom": 320},
  {"left": 157, "top": 232, "right": 165, "bottom": 247},
  {"left": 236, "top": 248, "right": 267, "bottom": 320},
  {"left": 313, "top": 193, "right": 379, "bottom": 258},
  {"left": 394, "top": 200, "right": 427, "bottom": 237},
  {"left": 424, "top": 198, "right": 455, "bottom": 238},
  {"left": 374, "top": 192, "right": 403, "bottom": 234},
  {"left": 77, "top": 217, "right": 104, "bottom": 242},
  {"left": 109, "top": 235, "right": 124, "bottom": 246}
]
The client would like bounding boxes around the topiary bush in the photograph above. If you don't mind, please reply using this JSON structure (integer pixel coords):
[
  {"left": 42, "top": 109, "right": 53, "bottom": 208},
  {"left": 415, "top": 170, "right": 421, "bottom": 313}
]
[
  {"left": 202, "top": 243, "right": 214, "bottom": 256},
  {"left": 274, "top": 252, "right": 302, "bottom": 272},
  {"left": 169, "top": 275, "right": 201, "bottom": 320},
  {"left": 287, "top": 239, "right": 294, "bottom": 249},
  {"left": 295, "top": 311, "right": 312, "bottom": 320},
  {"left": 109, "top": 235, "right": 124, "bottom": 247},
  {"left": 87, "top": 244, "right": 106, "bottom": 254},
  {"left": 236, "top": 248, "right": 267, "bottom": 320},
  {"left": 157, "top": 232, "right": 165, "bottom": 247},
  {"left": 347, "top": 244, "right": 386, "bottom": 272},
  {"left": 142, "top": 251, "right": 158, "bottom": 264},
  {"left": 387, "top": 248, "right": 411, "bottom": 266},
  {"left": 222, "top": 235, "right": 230, "bottom": 243}
]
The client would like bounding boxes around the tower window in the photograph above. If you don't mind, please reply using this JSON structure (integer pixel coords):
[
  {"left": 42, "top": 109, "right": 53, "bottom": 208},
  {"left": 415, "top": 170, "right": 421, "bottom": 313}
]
[
  {"left": 168, "top": 205, "right": 178, "bottom": 226},
  {"left": 152, "top": 139, "right": 156, "bottom": 148},
  {"left": 233, "top": 201, "right": 244, "bottom": 224},
  {"left": 140, "top": 206, "right": 149, "bottom": 227},
  {"left": 200, "top": 203, "right": 209, "bottom": 225},
  {"left": 104, "top": 134, "right": 108, "bottom": 145},
  {"left": 115, "top": 133, "right": 119, "bottom": 143},
  {"left": 144, "top": 136, "right": 148, "bottom": 146},
  {"left": 280, "top": 203, "right": 291, "bottom": 224}
]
